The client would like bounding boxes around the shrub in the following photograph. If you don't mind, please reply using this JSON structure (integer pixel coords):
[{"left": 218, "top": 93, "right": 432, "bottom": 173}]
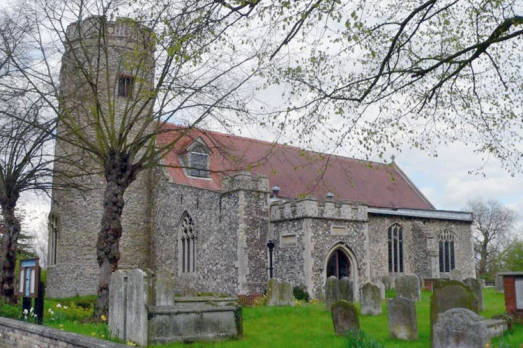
[
  {"left": 346, "top": 330, "right": 386, "bottom": 348},
  {"left": 293, "top": 285, "right": 310, "bottom": 302}
]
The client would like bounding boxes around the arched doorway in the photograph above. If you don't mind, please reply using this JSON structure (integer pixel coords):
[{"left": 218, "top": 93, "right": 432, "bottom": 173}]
[{"left": 326, "top": 249, "right": 351, "bottom": 279}]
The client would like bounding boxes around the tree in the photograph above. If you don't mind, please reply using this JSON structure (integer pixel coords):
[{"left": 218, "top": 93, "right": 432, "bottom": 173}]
[
  {"left": 248, "top": 0, "right": 523, "bottom": 171},
  {"left": 0, "top": 10, "right": 57, "bottom": 303},
  {"left": 466, "top": 198, "right": 517, "bottom": 280},
  {"left": 8, "top": 0, "right": 263, "bottom": 315},
  {"left": 501, "top": 238, "right": 523, "bottom": 272}
]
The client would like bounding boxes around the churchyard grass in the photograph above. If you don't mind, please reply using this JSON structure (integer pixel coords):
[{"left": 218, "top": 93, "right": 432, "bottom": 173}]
[{"left": 0, "top": 288, "right": 521, "bottom": 347}]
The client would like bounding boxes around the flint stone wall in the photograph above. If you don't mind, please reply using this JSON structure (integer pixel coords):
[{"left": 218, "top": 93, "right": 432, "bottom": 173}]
[
  {"left": 151, "top": 170, "right": 270, "bottom": 296},
  {"left": 367, "top": 216, "right": 474, "bottom": 281},
  {"left": 271, "top": 209, "right": 367, "bottom": 299},
  {"left": 0, "top": 316, "right": 128, "bottom": 348}
]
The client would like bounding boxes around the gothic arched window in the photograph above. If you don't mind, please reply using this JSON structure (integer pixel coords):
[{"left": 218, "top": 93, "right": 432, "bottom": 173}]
[
  {"left": 388, "top": 224, "right": 404, "bottom": 273},
  {"left": 189, "top": 145, "right": 209, "bottom": 178},
  {"left": 180, "top": 213, "right": 196, "bottom": 273},
  {"left": 439, "top": 230, "right": 455, "bottom": 273}
]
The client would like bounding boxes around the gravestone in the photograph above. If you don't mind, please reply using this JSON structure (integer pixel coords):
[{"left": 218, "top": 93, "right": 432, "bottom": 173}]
[
  {"left": 387, "top": 297, "right": 417, "bottom": 340},
  {"left": 126, "top": 269, "right": 149, "bottom": 347},
  {"left": 279, "top": 281, "right": 294, "bottom": 306},
  {"left": 267, "top": 279, "right": 294, "bottom": 306},
  {"left": 360, "top": 282, "right": 381, "bottom": 315},
  {"left": 450, "top": 269, "right": 462, "bottom": 281},
  {"left": 374, "top": 279, "right": 386, "bottom": 299},
  {"left": 109, "top": 270, "right": 128, "bottom": 340},
  {"left": 396, "top": 274, "right": 420, "bottom": 301},
  {"left": 153, "top": 268, "right": 175, "bottom": 306},
  {"left": 464, "top": 277, "right": 484, "bottom": 312},
  {"left": 430, "top": 280, "right": 479, "bottom": 343},
  {"left": 495, "top": 273, "right": 504, "bottom": 292},
  {"left": 332, "top": 300, "right": 359, "bottom": 336},
  {"left": 340, "top": 277, "right": 353, "bottom": 302},
  {"left": 326, "top": 276, "right": 341, "bottom": 310},
  {"left": 382, "top": 275, "right": 393, "bottom": 290},
  {"left": 267, "top": 279, "right": 280, "bottom": 306},
  {"left": 433, "top": 308, "right": 489, "bottom": 348}
]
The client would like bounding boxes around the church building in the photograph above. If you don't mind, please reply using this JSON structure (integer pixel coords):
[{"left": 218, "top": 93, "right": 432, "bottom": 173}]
[{"left": 46, "top": 17, "right": 475, "bottom": 300}]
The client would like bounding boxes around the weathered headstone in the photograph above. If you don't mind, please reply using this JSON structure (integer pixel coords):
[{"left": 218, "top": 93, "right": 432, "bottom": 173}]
[
  {"left": 430, "top": 280, "right": 479, "bottom": 343},
  {"left": 267, "top": 279, "right": 294, "bottom": 306},
  {"left": 450, "top": 269, "right": 462, "bottom": 281},
  {"left": 374, "top": 279, "right": 386, "bottom": 300},
  {"left": 495, "top": 273, "right": 504, "bottom": 292},
  {"left": 360, "top": 282, "right": 381, "bottom": 316},
  {"left": 267, "top": 279, "right": 280, "bottom": 306},
  {"left": 126, "top": 269, "right": 149, "bottom": 347},
  {"left": 396, "top": 274, "right": 420, "bottom": 301},
  {"left": 382, "top": 275, "right": 393, "bottom": 291},
  {"left": 109, "top": 270, "right": 128, "bottom": 340},
  {"left": 332, "top": 300, "right": 359, "bottom": 336},
  {"left": 464, "top": 277, "right": 484, "bottom": 312},
  {"left": 340, "top": 277, "right": 353, "bottom": 302},
  {"left": 153, "top": 268, "right": 175, "bottom": 306},
  {"left": 433, "top": 308, "right": 489, "bottom": 348},
  {"left": 326, "top": 276, "right": 341, "bottom": 310},
  {"left": 279, "top": 281, "right": 294, "bottom": 306},
  {"left": 387, "top": 297, "right": 418, "bottom": 340}
]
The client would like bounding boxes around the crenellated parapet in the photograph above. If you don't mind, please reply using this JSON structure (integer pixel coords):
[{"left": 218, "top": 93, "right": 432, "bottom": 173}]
[
  {"left": 65, "top": 16, "right": 152, "bottom": 46},
  {"left": 222, "top": 171, "right": 270, "bottom": 193},
  {"left": 270, "top": 198, "right": 368, "bottom": 221}
]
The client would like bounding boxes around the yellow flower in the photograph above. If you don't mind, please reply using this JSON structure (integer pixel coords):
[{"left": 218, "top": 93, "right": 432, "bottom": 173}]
[
  {"left": 101, "top": 315, "right": 107, "bottom": 322},
  {"left": 485, "top": 343, "right": 491, "bottom": 348},
  {"left": 101, "top": 335, "right": 105, "bottom": 338},
  {"left": 91, "top": 332, "right": 96, "bottom": 336}
]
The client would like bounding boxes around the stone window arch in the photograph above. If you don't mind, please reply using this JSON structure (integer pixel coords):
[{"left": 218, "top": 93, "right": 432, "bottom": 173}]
[
  {"left": 189, "top": 145, "right": 209, "bottom": 178},
  {"left": 180, "top": 212, "right": 196, "bottom": 273},
  {"left": 388, "top": 223, "right": 404, "bottom": 273},
  {"left": 439, "top": 230, "right": 455, "bottom": 273}
]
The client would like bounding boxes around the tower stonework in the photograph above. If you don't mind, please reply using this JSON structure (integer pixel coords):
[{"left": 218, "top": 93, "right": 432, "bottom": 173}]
[{"left": 47, "top": 17, "right": 154, "bottom": 298}]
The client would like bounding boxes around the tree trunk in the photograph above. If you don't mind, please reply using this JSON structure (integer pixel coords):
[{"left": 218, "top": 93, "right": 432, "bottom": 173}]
[
  {"left": 0, "top": 198, "right": 21, "bottom": 304},
  {"left": 94, "top": 153, "right": 135, "bottom": 318},
  {"left": 479, "top": 241, "right": 489, "bottom": 277}
]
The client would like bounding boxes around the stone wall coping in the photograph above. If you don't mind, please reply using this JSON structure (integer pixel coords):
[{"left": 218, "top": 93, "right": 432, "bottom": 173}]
[
  {"left": 148, "top": 305, "right": 239, "bottom": 314},
  {"left": 174, "top": 297, "right": 237, "bottom": 302},
  {"left": 0, "top": 316, "right": 128, "bottom": 348},
  {"left": 499, "top": 272, "right": 523, "bottom": 276},
  {"left": 368, "top": 207, "right": 473, "bottom": 222}
]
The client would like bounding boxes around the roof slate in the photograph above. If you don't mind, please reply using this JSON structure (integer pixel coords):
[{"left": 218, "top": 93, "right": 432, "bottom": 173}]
[{"left": 156, "top": 124, "right": 434, "bottom": 210}]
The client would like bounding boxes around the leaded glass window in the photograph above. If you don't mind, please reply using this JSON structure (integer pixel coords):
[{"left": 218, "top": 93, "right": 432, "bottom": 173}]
[
  {"left": 189, "top": 145, "right": 209, "bottom": 178},
  {"left": 181, "top": 213, "right": 196, "bottom": 273},
  {"left": 439, "top": 230, "right": 455, "bottom": 273},
  {"left": 388, "top": 224, "right": 404, "bottom": 273}
]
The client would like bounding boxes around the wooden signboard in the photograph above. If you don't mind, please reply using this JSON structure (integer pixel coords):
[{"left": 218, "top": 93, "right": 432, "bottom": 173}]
[{"left": 18, "top": 258, "right": 40, "bottom": 298}]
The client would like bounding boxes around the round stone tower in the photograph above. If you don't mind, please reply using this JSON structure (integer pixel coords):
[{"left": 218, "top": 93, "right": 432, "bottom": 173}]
[{"left": 47, "top": 17, "right": 154, "bottom": 298}]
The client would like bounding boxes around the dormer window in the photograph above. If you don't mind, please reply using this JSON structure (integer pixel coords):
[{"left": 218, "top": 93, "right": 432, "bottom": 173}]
[
  {"left": 118, "top": 74, "right": 134, "bottom": 98},
  {"left": 189, "top": 145, "right": 209, "bottom": 178}
]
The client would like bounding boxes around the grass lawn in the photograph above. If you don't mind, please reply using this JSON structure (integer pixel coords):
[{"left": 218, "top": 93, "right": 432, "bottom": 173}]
[
  {"left": 148, "top": 288, "right": 523, "bottom": 348},
  {"left": 2, "top": 288, "right": 522, "bottom": 347}
]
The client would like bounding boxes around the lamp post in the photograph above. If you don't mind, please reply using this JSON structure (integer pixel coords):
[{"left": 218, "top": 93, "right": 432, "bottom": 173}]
[{"left": 267, "top": 240, "right": 275, "bottom": 279}]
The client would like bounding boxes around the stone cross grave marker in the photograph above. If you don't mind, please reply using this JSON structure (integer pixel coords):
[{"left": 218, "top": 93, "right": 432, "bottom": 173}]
[
  {"left": 387, "top": 297, "right": 418, "bottom": 340},
  {"left": 332, "top": 300, "right": 359, "bottom": 336},
  {"left": 433, "top": 308, "right": 489, "bottom": 348},
  {"left": 360, "top": 282, "right": 381, "bottom": 316}
]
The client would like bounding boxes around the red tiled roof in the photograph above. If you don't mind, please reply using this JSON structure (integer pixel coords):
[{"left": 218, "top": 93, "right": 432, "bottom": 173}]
[{"left": 156, "top": 124, "right": 434, "bottom": 210}]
